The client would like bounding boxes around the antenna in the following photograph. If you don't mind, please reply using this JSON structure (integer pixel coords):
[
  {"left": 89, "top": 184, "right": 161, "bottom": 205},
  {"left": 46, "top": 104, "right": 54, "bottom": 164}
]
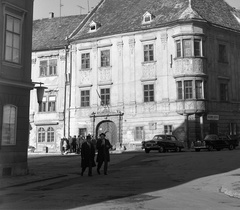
[
  {"left": 87, "top": 0, "right": 90, "bottom": 13},
  {"left": 77, "top": 5, "right": 85, "bottom": 15}
]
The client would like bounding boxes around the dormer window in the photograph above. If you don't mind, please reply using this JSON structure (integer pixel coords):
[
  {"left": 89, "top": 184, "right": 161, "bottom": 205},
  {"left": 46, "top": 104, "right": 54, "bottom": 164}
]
[
  {"left": 89, "top": 20, "right": 101, "bottom": 32},
  {"left": 142, "top": 11, "right": 154, "bottom": 24}
]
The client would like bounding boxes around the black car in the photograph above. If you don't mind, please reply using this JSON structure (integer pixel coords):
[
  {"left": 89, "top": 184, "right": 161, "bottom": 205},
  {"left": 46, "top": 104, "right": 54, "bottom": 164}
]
[
  {"left": 142, "top": 134, "right": 184, "bottom": 153},
  {"left": 194, "top": 134, "right": 239, "bottom": 152}
]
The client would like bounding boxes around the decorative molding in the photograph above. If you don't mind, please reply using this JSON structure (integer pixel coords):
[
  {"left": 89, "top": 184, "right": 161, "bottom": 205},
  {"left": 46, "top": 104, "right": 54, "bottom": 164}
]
[
  {"left": 117, "top": 41, "right": 123, "bottom": 56},
  {"left": 129, "top": 38, "right": 135, "bottom": 54}
]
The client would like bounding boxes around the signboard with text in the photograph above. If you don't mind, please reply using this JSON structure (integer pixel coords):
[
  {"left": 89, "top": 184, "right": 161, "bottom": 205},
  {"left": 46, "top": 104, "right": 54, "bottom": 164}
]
[{"left": 207, "top": 115, "right": 219, "bottom": 121}]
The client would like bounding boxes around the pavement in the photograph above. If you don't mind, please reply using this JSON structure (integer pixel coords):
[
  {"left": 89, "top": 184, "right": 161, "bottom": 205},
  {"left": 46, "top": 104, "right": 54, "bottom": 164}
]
[{"left": 0, "top": 149, "right": 240, "bottom": 201}]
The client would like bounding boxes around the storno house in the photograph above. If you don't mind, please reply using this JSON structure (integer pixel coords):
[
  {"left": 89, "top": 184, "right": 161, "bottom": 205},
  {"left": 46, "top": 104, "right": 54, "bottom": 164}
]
[
  {"left": 29, "top": 0, "right": 240, "bottom": 151},
  {"left": 0, "top": 0, "right": 34, "bottom": 176}
]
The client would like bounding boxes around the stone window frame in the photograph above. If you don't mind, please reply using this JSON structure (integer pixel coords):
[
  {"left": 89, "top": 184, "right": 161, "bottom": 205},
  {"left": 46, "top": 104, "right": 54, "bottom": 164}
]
[
  {"left": 39, "top": 95, "right": 57, "bottom": 113},
  {"left": 39, "top": 59, "right": 58, "bottom": 77}
]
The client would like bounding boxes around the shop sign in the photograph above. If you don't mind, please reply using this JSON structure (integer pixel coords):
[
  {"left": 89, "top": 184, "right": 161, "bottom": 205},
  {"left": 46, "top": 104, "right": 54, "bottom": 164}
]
[{"left": 207, "top": 115, "right": 219, "bottom": 121}]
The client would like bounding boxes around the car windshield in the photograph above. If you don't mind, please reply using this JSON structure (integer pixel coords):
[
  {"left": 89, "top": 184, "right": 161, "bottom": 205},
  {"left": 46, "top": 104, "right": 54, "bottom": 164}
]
[
  {"left": 153, "top": 136, "right": 164, "bottom": 140},
  {"left": 204, "top": 135, "right": 218, "bottom": 140}
]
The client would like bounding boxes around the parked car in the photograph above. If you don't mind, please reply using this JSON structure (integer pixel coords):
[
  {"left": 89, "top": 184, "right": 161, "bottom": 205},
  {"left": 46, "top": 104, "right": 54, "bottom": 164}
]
[
  {"left": 194, "top": 134, "right": 239, "bottom": 152},
  {"left": 142, "top": 134, "right": 184, "bottom": 153},
  {"left": 28, "top": 146, "right": 36, "bottom": 153}
]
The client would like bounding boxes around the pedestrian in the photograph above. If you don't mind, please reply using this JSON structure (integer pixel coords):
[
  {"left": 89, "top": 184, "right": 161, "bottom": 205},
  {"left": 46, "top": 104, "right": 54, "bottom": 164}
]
[
  {"left": 72, "top": 135, "right": 77, "bottom": 153},
  {"left": 96, "top": 133, "right": 112, "bottom": 175},
  {"left": 62, "top": 137, "right": 68, "bottom": 155},
  {"left": 81, "top": 134, "right": 96, "bottom": 176}
]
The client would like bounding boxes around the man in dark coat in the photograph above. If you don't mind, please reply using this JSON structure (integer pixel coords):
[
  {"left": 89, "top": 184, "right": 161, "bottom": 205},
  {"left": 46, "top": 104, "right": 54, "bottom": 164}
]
[
  {"left": 81, "top": 135, "right": 96, "bottom": 176},
  {"left": 96, "top": 133, "right": 112, "bottom": 175}
]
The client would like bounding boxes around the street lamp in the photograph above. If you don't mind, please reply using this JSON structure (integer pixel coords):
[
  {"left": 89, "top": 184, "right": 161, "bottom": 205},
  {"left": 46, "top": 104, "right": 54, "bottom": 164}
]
[{"left": 33, "top": 82, "right": 47, "bottom": 104}]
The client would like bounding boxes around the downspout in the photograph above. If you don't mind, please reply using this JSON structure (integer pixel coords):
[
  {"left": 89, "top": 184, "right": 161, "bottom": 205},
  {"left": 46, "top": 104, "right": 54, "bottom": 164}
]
[
  {"left": 63, "top": 45, "right": 69, "bottom": 137},
  {"left": 68, "top": 45, "right": 72, "bottom": 137}
]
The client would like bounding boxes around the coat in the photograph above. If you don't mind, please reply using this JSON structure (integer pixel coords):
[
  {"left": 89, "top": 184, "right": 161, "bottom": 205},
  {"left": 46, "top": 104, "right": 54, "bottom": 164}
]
[
  {"left": 96, "top": 138, "right": 112, "bottom": 162},
  {"left": 81, "top": 141, "right": 96, "bottom": 168}
]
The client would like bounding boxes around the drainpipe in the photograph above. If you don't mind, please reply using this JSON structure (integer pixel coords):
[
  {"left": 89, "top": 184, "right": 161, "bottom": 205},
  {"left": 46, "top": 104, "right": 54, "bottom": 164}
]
[
  {"left": 68, "top": 45, "right": 72, "bottom": 137},
  {"left": 63, "top": 45, "right": 69, "bottom": 137}
]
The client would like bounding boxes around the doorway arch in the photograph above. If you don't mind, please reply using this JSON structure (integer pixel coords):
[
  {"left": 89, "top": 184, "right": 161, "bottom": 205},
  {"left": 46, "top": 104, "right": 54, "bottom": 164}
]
[{"left": 96, "top": 120, "right": 117, "bottom": 148}]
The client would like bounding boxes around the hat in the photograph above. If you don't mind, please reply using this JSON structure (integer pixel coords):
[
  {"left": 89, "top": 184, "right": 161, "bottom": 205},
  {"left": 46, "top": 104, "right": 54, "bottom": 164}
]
[
  {"left": 86, "top": 134, "right": 92, "bottom": 140},
  {"left": 99, "top": 133, "right": 106, "bottom": 137}
]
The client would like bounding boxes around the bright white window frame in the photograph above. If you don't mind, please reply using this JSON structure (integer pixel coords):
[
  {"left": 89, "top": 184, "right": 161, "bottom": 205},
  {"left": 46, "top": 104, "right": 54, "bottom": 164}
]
[
  {"left": 142, "top": 11, "right": 154, "bottom": 24},
  {"left": 1, "top": 105, "right": 17, "bottom": 145}
]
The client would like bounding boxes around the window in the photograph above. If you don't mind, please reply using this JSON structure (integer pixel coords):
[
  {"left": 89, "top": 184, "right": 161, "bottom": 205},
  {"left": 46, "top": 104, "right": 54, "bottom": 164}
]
[
  {"left": 135, "top": 127, "right": 144, "bottom": 141},
  {"left": 38, "top": 127, "right": 55, "bottom": 143},
  {"left": 100, "top": 88, "right": 110, "bottom": 106},
  {"left": 89, "top": 21, "right": 101, "bottom": 32},
  {"left": 81, "top": 90, "right": 90, "bottom": 107},
  {"left": 144, "top": 44, "right": 154, "bottom": 62},
  {"left": 101, "top": 50, "right": 110, "bottom": 67},
  {"left": 38, "top": 127, "right": 45, "bottom": 142},
  {"left": 176, "top": 38, "right": 203, "bottom": 58},
  {"left": 39, "top": 96, "right": 56, "bottom": 112},
  {"left": 39, "top": 59, "right": 58, "bottom": 77},
  {"left": 177, "top": 80, "right": 204, "bottom": 100},
  {"left": 47, "top": 127, "right": 54, "bottom": 142},
  {"left": 164, "top": 125, "right": 173, "bottom": 134},
  {"left": 144, "top": 84, "right": 154, "bottom": 102},
  {"left": 5, "top": 15, "right": 21, "bottom": 63},
  {"left": 184, "top": 81, "right": 193, "bottom": 99},
  {"left": 48, "top": 96, "right": 56, "bottom": 112},
  {"left": 1, "top": 105, "right": 17, "bottom": 145},
  {"left": 219, "top": 44, "right": 228, "bottom": 63},
  {"left": 220, "top": 83, "right": 228, "bottom": 101},
  {"left": 229, "top": 123, "right": 237, "bottom": 135},
  {"left": 195, "top": 80, "right": 203, "bottom": 99},
  {"left": 81, "top": 53, "right": 90, "bottom": 69}
]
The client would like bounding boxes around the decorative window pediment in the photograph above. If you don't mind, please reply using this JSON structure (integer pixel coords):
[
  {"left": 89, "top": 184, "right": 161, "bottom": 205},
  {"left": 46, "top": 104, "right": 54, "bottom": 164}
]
[
  {"left": 142, "top": 11, "right": 155, "bottom": 24},
  {"left": 89, "top": 20, "right": 101, "bottom": 32}
]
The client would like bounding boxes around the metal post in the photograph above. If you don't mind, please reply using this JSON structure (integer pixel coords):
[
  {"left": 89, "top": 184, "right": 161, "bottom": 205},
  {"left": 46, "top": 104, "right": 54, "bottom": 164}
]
[{"left": 63, "top": 45, "right": 68, "bottom": 137}]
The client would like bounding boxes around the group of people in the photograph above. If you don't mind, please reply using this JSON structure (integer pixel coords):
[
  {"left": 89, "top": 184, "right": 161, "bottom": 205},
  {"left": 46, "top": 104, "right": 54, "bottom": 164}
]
[
  {"left": 81, "top": 133, "right": 112, "bottom": 177},
  {"left": 60, "top": 135, "right": 86, "bottom": 155}
]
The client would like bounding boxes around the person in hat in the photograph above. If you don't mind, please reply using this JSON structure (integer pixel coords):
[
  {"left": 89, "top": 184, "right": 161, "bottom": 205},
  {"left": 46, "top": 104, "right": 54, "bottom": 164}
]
[
  {"left": 96, "top": 133, "right": 112, "bottom": 175},
  {"left": 81, "top": 134, "right": 96, "bottom": 176}
]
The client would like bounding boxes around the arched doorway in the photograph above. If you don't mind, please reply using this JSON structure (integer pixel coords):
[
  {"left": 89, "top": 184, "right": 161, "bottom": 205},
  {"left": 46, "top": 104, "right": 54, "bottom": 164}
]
[{"left": 96, "top": 120, "right": 117, "bottom": 148}]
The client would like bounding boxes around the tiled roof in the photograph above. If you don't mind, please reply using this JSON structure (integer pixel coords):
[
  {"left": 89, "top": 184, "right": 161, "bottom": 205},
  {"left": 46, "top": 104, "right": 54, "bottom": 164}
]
[
  {"left": 32, "top": 15, "right": 86, "bottom": 51},
  {"left": 70, "top": 0, "right": 240, "bottom": 41}
]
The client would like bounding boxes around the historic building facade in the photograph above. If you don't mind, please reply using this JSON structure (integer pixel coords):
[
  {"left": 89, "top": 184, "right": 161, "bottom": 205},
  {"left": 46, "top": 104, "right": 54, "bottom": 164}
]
[
  {"left": 0, "top": 0, "right": 34, "bottom": 176},
  {"left": 29, "top": 0, "right": 240, "bottom": 151}
]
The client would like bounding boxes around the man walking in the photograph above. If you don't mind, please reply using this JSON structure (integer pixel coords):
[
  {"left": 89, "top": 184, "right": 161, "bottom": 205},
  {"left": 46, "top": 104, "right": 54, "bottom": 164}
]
[
  {"left": 81, "top": 134, "right": 96, "bottom": 176},
  {"left": 96, "top": 133, "right": 112, "bottom": 175}
]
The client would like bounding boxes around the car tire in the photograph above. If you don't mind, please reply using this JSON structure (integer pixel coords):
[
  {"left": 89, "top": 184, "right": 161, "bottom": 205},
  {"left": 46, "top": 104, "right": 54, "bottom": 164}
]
[
  {"left": 195, "top": 148, "right": 200, "bottom": 152},
  {"left": 175, "top": 147, "right": 181, "bottom": 152},
  {"left": 208, "top": 145, "right": 213, "bottom": 151},
  {"left": 159, "top": 146, "right": 164, "bottom": 153},
  {"left": 145, "top": 149, "right": 150, "bottom": 153},
  {"left": 229, "top": 144, "right": 234, "bottom": 150}
]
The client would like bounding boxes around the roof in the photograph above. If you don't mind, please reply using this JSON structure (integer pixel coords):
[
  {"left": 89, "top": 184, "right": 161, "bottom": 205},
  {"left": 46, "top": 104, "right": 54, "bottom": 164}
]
[
  {"left": 70, "top": 0, "right": 240, "bottom": 41},
  {"left": 32, "top": 15, "right": 86, "bottom": 51}
]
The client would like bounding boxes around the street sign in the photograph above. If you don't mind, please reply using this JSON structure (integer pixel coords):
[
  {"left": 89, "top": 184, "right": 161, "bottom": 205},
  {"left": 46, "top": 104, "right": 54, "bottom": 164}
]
[{"left": 207, "top": 115, "right": 219, "bottom": 120}]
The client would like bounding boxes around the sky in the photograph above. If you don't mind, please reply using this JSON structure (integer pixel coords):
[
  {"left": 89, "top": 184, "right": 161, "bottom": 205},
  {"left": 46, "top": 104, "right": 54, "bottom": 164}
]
[{"left": 33, "top": 0, "right": 240, "bottom": 20}]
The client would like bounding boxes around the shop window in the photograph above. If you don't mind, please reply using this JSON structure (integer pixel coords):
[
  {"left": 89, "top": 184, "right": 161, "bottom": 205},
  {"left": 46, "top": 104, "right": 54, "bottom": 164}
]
[
  {"left": 135, "top": 127, "right": 144, "bottom": 141},
  {"left": 229, "top": 123, "right": 237, "bottom": 135},
  {"left": 1, "top": 105, "right": 17, "bottom": 145}
]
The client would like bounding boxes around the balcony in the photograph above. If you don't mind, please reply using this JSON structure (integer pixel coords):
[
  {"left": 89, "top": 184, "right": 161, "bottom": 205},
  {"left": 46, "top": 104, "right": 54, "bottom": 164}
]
[
  {"left": 176, "top": 99, "right": 206, "bottom": 115},
  {"left": 173, "top": 57, "right": 206, "bottom": 77}
]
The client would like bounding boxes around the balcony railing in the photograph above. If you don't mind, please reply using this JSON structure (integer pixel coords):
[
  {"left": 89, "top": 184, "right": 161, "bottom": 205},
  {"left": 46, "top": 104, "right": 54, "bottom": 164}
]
[{"left": 176, "top": 99, "right": 206, "bottom": 115}]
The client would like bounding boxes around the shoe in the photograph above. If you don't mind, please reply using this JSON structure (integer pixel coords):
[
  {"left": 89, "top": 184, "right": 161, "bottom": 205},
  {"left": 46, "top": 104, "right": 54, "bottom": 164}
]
[{"left": 97, "top": 169, "right": 100, "bottom": 175}]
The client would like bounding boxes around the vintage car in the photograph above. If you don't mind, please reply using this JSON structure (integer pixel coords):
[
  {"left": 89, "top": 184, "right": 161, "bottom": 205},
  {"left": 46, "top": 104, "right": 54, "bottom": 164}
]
[
  {"left": 142, "top": 134, "right": 184, "bottom": 153},
  {"left": 194, "top": 134, "right": 239, "bottom": 152}
]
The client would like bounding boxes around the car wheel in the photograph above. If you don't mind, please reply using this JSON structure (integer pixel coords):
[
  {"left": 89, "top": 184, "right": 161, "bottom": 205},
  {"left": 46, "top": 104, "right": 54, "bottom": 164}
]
[
  {"left": 208, "top": 145, "right": 213, "bottom": 151},
  {"left": 195, "top": 148, "right": 200, "bottom": 152},
  {"left": 229, "top": 144, "right": 234, "bottom": 150},
  {"left": 159, "top": 146, "right": 164, "bottom": 153},
  {"left": 175, "top": 147, "right": 180, "bottom": 152},
  {"left": 145, "top": 149, "right": 150, "bottom": 153}
]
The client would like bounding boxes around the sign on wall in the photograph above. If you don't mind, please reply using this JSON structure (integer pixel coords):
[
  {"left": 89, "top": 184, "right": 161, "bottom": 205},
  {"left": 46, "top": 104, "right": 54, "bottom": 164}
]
[{"left": 207, "top": 115, "right": 219, "bottom": 121}]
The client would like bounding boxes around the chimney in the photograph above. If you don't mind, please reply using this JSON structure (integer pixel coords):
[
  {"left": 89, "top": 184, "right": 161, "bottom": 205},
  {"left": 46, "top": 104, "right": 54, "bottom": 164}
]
[{"left": 49, "top": 12, "right": 54, "bottom": 19}]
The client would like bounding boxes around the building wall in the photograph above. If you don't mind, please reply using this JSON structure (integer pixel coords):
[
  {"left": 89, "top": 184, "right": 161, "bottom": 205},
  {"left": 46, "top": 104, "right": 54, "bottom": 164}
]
[{"left": 0, "top": 0, "right": 34, "bottom": 176}]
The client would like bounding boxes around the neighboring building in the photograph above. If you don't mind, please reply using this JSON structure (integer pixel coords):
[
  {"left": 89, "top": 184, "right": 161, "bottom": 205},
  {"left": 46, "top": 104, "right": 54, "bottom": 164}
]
[
  {"left": 30, "top": 0, "right": 240, "bottom": 151},
  {"left": 29, "top": 14, "right": 86, "bottom": 152},
  {"left": 0, "top": 0, "right": 34, "bottom": 176}
]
